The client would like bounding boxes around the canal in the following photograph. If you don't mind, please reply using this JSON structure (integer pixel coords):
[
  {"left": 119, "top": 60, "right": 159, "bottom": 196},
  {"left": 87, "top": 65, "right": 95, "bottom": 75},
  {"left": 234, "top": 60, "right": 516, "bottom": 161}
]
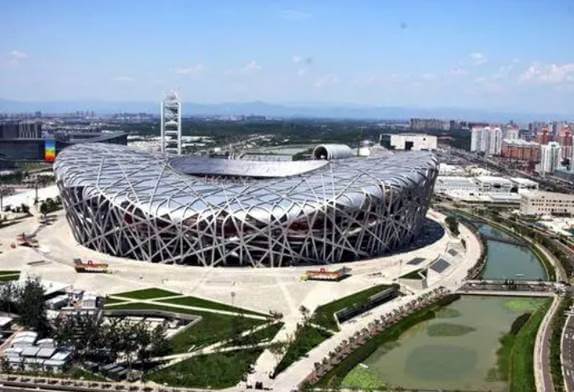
[
  {"left": 477, "top": 223, "right": 548, "bottom": 281},
  {"left": 341, "top": 296, "right": 547, "bottom": 391}
]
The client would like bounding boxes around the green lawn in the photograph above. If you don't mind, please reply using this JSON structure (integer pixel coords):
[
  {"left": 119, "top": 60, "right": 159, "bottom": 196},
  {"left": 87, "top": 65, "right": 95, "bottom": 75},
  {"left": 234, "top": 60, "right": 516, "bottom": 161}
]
[
  {"left": 223, "top": 322, "right": 283, "bottom": 348},
  {"left": 399, "top": 268, "right": 427, "bottom": 280},
  {"left": 110, "top": 288, "right": 180, "bottom": 300},
  {"left": 103, "top": 297, "right": 125, "bottom": 305},
  {"left": 146, "top": 349, "right": 262, "bottom": 389},
  {"left": 310, "top": 284, "right": 393, "bottom": 331},
  {"left": 106, "top": 302, "right": 266, "bottom": 352},
  {"left": 274, "top": 324, "right": 333, "bottom": 376},
  {"left": 508, "top": 299, "right": 552, "bottom": 392},
  {"left": 0, "top": 270, "right": 20, "bottom": 275},
  {"left": 158, "top": 295, "right": 267, "bottom": 317},
  {"left": 0, "top": 273, "right": 20, "bottom": 282}
]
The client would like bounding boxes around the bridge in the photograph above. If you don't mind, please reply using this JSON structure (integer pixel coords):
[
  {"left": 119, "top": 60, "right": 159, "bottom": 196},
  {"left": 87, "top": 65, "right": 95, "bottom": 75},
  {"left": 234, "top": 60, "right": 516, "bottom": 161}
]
[
  {"left": 480, "top": 234, "right": 528, "bottom": 247},
  {"left": 456, "top": 279, "right": 562, "bottom": 297}
]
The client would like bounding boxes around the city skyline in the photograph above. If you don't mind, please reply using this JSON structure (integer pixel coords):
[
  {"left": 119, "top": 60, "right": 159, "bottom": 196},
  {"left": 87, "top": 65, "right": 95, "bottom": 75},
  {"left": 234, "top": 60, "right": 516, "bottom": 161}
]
[{"left": 1, "top": 0, "right": 574, "bottom": 115}]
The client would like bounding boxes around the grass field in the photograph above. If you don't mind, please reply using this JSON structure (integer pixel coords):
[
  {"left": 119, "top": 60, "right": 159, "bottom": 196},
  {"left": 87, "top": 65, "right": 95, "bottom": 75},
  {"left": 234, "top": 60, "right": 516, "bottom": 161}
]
[
  {"left": 110, "top": 288, "right": 180, "bottom": 300},
  {"left": 507, "top": 298, "right": 552, "bottom": 392},
  {"left": 310, "top": 284, "right": 393, "bottom": 331},
  {"left": 158, "top": 295, "right": 267, "bottom": 317},
  {"left": 399, "top": 269, "right": 426, "bottom": 280},
  {"left": 274, "top": 324, "right": 333, "bottom": 376},
  {"left": 0, "top": 274, "right": 20, "bottom": 282},
  {"left": 0, "top": 270, "right": 20, "bottom": 282},
  {"left": 105, "top": 302, "right": 266, "bottom": 352},
  {"left": 223, "top": 322, "right": 283, "bottom": 348},
  {"left": 146, "top": 349, "right": 262, "bottom": 389}
]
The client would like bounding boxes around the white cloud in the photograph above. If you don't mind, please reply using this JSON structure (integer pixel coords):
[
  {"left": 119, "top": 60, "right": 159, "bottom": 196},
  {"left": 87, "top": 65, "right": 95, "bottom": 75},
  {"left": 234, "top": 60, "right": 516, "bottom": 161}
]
[
  {"left": 8, "top": 50, "right": 29, "bottom": 64},
  {"left": 519, "top": 63, "right": 574, "bottom": 84},
  {"left": 240, "top": 60, "right": 262, "bottom": 73},
  {"left": 224, "top": 60, "right": 262, "bottom": 76},
  {"left": 469, "top": 52, "right": 487, "bottom": 66},
  {"left": 175, "top": 64, "right": 205, "bottom": 76},
  {"left": 314, "top": 74, "right": 339, "bottom": 88},
  {"left": 292, "top": 55, "right": 312, "bottom": 65},
  {"left": 449, "top": 67, "right": 468, "bottom": 76},
  {"left": 280, "top": 9, "right": 311, "bottom": 21},
  {"left": 292, "top": 55, "right": 312, "bottom": 77},
  {"left": 113, "top": 76, "right": 134, "bottom": 82},
  {"left": 421, "top": 73, "right": 437, "bottom": 81}
]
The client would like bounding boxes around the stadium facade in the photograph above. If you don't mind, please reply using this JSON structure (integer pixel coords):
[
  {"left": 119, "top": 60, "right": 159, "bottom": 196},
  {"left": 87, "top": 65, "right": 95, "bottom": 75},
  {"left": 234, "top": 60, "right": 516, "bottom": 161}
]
[{"left": 54, "top": 143, "right": 438, "bottom": 267}]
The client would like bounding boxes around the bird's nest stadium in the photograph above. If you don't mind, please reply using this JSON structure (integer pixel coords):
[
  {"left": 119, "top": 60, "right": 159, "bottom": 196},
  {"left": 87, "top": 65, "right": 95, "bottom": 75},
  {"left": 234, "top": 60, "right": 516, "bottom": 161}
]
[{"left": 54, "top": 143, "right": 438, "bottom": 268}]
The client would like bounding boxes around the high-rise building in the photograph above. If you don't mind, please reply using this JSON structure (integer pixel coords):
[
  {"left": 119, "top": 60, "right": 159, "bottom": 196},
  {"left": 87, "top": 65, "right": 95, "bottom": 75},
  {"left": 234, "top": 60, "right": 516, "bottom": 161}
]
[
  {"left": 503, "top": 125, "right": 519, "bottom": 140},
  {"left": 537, "top": 141, "right": 562, "bottom": 175},
  {"left": 160, "top": 92, "right": 182, "bottom": 155},
  {"left": 470, "top": 126, "right": 502, "bottom": 155},
  {"left": 0, "top": 121, "right": 42, "bottom": 139},
  {"left": 536, "top": 127, "right": 551, "bottom": 145}
]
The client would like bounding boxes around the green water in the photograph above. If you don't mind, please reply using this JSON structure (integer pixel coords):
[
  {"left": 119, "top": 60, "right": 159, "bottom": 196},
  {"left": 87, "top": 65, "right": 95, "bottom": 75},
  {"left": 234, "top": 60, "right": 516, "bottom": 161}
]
[
  {"left": 342, "top": 296, "right": 546, "bottom": 391},
  {"left": 478, "top": 224, "right": 547, "bottom": 281}
]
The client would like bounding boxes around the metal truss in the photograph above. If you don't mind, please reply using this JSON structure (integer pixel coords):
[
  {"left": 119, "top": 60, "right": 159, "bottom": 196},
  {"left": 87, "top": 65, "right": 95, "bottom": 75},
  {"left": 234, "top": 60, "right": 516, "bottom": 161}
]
[{"left": 54, "top": 144, "right": 438, "bottom": 267}]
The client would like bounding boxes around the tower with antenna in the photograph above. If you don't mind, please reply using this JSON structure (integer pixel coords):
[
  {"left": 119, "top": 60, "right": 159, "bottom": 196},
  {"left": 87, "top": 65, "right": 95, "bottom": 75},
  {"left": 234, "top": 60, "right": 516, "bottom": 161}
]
[{"left": 160, "top": 91, "right": 182, "bottom": 155}]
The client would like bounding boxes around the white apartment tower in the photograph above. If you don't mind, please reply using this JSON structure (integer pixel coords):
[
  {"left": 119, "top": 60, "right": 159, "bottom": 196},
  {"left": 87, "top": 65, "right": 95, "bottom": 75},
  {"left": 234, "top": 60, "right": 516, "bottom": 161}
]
[
  {"left": 161, "top": 91, "right": 182, "bottom": 155},
  {"left": 470, "top": 126, "right": 502, "bottom": 156},
  {"left": 537, "top": 141, "right": 562, "bottom": 176}
]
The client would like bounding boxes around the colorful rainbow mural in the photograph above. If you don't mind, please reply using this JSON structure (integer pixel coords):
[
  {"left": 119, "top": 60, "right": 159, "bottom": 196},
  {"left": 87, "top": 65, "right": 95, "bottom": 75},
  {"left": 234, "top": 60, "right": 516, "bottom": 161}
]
[{"left": 44, "top": 139, "right": 56, "bottom": 162}]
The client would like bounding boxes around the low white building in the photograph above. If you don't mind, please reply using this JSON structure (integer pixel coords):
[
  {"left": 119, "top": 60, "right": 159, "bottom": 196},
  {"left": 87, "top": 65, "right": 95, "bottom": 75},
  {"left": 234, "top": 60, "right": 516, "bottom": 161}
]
[
  {"left": 3, "top": 331, "right": 72, "bottom": 373},
  {"left": 438, "top": 164, "right": 466, "bottom": 176},
  {"left": 389, "top": 134, "right": 437, "bottom": 151},
  {"left": 509, "top": 177, "right": 538, "bottom": 193},
  {"left": 475, "top": 176, "right": 513, "bottom": 193},
  {"left": 434, "top": 177, "right": 478, "bottom": 194},
  {"left": 520, "top": 191, "right": 574, "bottom": 216},
  {"left": 435, "top": 175, "right": 531, "bottom": 205}
]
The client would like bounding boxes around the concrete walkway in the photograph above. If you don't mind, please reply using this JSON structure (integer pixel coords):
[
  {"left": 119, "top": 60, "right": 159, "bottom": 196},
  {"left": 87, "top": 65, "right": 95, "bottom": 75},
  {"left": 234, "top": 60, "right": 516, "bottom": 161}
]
[{"left": 535, "top": 294, "right": 561, "bottom": 392}]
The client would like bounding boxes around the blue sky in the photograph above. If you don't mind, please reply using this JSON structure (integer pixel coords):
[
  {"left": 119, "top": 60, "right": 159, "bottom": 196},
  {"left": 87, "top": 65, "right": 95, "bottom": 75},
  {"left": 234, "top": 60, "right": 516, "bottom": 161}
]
[{"left": 1, "top": 0, "right": 573, "bottom": 114}]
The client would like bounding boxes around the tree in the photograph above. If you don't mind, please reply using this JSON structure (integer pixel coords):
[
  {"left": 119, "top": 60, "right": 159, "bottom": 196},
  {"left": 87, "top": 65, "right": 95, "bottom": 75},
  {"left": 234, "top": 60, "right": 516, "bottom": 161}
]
[
  {"left": 149, "top": 323, "right": 171, "bottom": 358},
  {"left": 17, "top": 277, "right": 50, "bottom": 336},
  {"left": 39, "top": 202, "right": 48, "bottom": 218},
  {"left": 299, "top": 305, "right": 310, "bottom": 323},
  {"left": 20, "top": 203, "right": 30, "bottom": 215},
  {"left": 445, "top": 215, "right": 460, "bottom": 237},
  {"left": 0, "top": 282, "right": 17, "bottom": 314}
]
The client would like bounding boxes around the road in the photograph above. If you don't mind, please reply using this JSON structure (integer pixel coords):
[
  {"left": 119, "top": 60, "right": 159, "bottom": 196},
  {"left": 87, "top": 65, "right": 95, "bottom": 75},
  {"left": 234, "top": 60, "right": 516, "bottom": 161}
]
[
  {"left": 536, "top": 295, "right": 561, "bottom": 392},
  {"left": 562, "top": 313, "right": 574, "bottom": 392}
]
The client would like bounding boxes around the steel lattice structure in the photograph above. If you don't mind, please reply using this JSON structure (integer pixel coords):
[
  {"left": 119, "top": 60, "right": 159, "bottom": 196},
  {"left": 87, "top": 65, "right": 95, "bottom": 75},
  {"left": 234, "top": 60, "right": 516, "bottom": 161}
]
[{"left": 54, "top": 143, "right": 438, "bottom": 267}]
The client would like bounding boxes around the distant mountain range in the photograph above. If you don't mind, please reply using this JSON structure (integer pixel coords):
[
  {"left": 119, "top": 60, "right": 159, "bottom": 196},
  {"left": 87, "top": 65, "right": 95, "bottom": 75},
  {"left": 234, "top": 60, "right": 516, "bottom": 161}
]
[{"left": 0, "top": 98, "right": 571, "bottom": 122}]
